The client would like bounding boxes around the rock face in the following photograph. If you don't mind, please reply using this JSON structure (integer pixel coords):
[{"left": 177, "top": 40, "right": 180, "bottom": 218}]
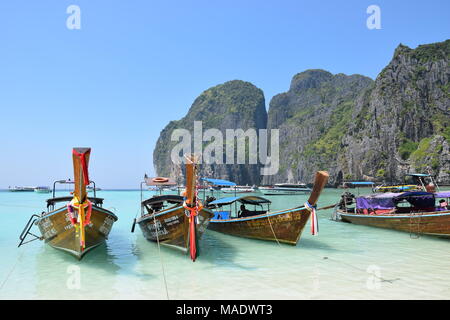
[
  {"left": 265, "top": 40, "right": 450, "bottom": 185},
  {"left": 154, "top": 39, "right": 450, "bottom": 186},
  {"left": 341, "top": 40, "right": 450, "bottom": 185},
  {"left": 153, "top": 80, "right": 267, "bottom": 185},
  {"left": 263, "top": 69, "right": 374, "bottom": 185}
]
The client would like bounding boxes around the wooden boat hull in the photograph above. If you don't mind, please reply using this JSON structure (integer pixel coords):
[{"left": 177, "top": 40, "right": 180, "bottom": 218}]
[
  {"left": 137, "top": 206, "right": 214, "bottom": 252},
  {"left": 337, "top": 209, "right": 450, "bottom": 237},
  {"left": 36, "top": 205, "right": 118, "bottom": 259},
  {"left": 208, "top": 207, "right": 312, "bottom": 245}
]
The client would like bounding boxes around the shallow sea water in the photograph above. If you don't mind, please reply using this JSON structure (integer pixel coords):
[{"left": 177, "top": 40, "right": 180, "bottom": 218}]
[{"left": 0, "top": 188, "right": 449, "bottom": 300}]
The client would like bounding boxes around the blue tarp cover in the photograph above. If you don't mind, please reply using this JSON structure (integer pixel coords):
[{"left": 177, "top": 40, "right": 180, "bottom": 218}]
[
  {"left": 202, "top": 178, "right": 236, "bottom": 186},
  {"left": 346, "top": 182, "right": 375, "bottom": 185},
  {"left": 356, "top": 192, "right": 436, "bottom": 209},
  {"left": 435, "top": 191, "right": 450, "bottom": 198},
  {"left": 406, "top": 173, "right": 431, "bottom": 177}
]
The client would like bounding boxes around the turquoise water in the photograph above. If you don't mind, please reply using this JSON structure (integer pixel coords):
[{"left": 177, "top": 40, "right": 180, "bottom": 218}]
[{"left": 0, "top": 188, "right": 449, "bottom": 300}]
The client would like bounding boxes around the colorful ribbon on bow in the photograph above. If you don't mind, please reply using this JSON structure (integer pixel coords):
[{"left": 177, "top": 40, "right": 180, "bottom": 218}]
[
  {"left": 304, "top": 201, "right": 318, "bottom": 236},
  {"left": 183, "top": 199, "right": 203, "bottom": 262},
  {"left": 72, "top": 149, "right": 90, "bottom": 185},
  {"left": 67, "top": 196, "right": 92, "bottom": 251}
]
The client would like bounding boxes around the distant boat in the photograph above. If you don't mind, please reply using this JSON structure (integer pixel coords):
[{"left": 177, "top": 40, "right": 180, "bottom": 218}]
[
  {"left": 207, "top": 171, "right": 329, "bottom": 244},
  {"left": 373, "top": 173, "right": 435, "bottom": 193},
  {"left": 87, "top": 186, "right": 102, "bottom": 192},
  {"left": 340, "top": 181, "right": 375, "bottom": 189},
  {"left": 34, "top": 186, "right": 51, "bottom": 193},
  {"left": 221, "top": 185, "right": 256, "bottom": 194},
  {"left": 9, "top": 186, "right": 34, "bottom": 192},
  {"left": 373, "top": 185, "right": 419, "bottom": 193},
  {"left": 261, "top": 183, "right": 311, "bottom": 195}
]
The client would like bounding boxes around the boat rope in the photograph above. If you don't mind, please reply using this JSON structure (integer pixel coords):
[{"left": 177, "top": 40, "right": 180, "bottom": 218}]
[
  {"left": 0, "top": 245, "right": 27, "bottom": 291},
  {"left": 266, "top": 213, "right": 281, "bottom": 247},
  {"left": 409, "top": 212, "right": 422, "bottom": 239},
  {"left": 294, "top": 230, "right": 402, "bottom": 285},
  {"left": 304, "top": 201, "right": 319, "bottom": 235},
  {"left": 151, "top": 212, "right": 170, "bottom": 300},
  {"left": 321, "top": 254, "right": 401, "bottom": 284}
]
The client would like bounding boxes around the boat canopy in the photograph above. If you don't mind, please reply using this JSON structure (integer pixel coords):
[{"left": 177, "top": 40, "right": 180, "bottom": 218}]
[
  {"left": 202, "top": 178, "right": 237, "bottom": 186},
  {"left": 208, "top": 195, "right": 271, "bottom": 207},
  {"left": 406, "top": 173, "right": 431, "bottom": 177},
  {"left": 47, "top": 196, "right": 104, "bottom": 208},
  {"left": 376, "top": 185, "right": 417, "bottom": 191},
  {"left": 142, "top": 195, "right": 184, "bottom": 206},
  {"left": 345, "top": 181, "right": 375, "bottom": 185},
  {"left": 435, "top": 191, "right": 450, "bottom": 198},
  {"left": 356, "top": 191, "right": 435, "bottom": 210}
]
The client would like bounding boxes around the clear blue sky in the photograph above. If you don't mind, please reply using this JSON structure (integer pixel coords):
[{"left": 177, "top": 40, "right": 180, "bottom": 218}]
[{"left": 0, "top": 0, "right": 448, "bottom": 188}]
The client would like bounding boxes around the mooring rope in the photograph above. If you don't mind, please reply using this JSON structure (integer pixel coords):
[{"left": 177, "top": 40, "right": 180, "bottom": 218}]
[
  {"left": 299, "top": 207, "right": 401, "bottom": 284},
  {"left": 409, "top": 212, "right": 422, "bottom": 239},
  {"left": 152, "top": 212, "right": 170, "bottom": 300},
  {"left": 266, "top": 213, "right": 281, "bottom": 247},
  {"left": 320, "top": 254, "right": 401, "bottom": 284},
  {"left": 0, "top": 246, "right": 27, "bottom": 291}
]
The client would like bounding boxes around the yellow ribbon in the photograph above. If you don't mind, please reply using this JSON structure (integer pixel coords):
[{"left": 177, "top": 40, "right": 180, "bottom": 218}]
[{"left": 69, "top": 196, "right": 90, "bottom": 251}]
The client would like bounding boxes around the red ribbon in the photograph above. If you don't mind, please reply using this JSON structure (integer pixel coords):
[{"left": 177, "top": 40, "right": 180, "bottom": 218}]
[
  {"left": 72, "top": 149, "right": 90, "bottom": 185},
  {"left": 184, "top": 203, "right": 198, "bottom": 262},
  {"left": 67, "top": 200, "right": 92, "bottom": 226},
  {"left": 189, "top": 215, "right": 197, "bottom": 262}
]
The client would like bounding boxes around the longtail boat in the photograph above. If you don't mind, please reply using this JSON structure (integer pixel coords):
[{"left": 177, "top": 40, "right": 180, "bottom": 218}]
[
  {"left": 373, "top": 173, "right": 436, "bottom": 193},
  {"left": 206, "top": 171, "right": 329, "bottom": 245},
  {"left": 333, "top": 190, "right": 450, "bottom": 237},
  {"left": 133, "top": 156, "right": 214, "bottom": 261},
  {"left": 18, "top": 148, "right": 118, "bottom": 259}
]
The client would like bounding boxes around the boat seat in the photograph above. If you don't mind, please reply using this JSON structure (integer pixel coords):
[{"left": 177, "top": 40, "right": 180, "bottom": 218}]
[
  {"left": 47, "top": 196, "right": 104, "bottom": 208},
  {"left": 239, "top": 210, "right": 266, "bottom": 218}
]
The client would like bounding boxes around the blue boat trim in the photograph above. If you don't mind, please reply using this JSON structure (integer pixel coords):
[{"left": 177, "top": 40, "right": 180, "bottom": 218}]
[
  {"left": 202, "top": 178, "right": 237, "bottom": 186},
  {"left": 210, "top": 206, "right": 306, "bottom": 223}
]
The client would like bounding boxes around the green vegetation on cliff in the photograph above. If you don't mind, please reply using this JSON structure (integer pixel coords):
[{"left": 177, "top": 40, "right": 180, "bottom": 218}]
[{"left": 153, "top": 80, "right": 267, "bottom": 185}]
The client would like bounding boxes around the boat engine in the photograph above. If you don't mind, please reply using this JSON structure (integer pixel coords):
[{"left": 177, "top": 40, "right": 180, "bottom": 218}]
[{"left": 338, "top": 192, "right": 355, "bottom": 210}]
